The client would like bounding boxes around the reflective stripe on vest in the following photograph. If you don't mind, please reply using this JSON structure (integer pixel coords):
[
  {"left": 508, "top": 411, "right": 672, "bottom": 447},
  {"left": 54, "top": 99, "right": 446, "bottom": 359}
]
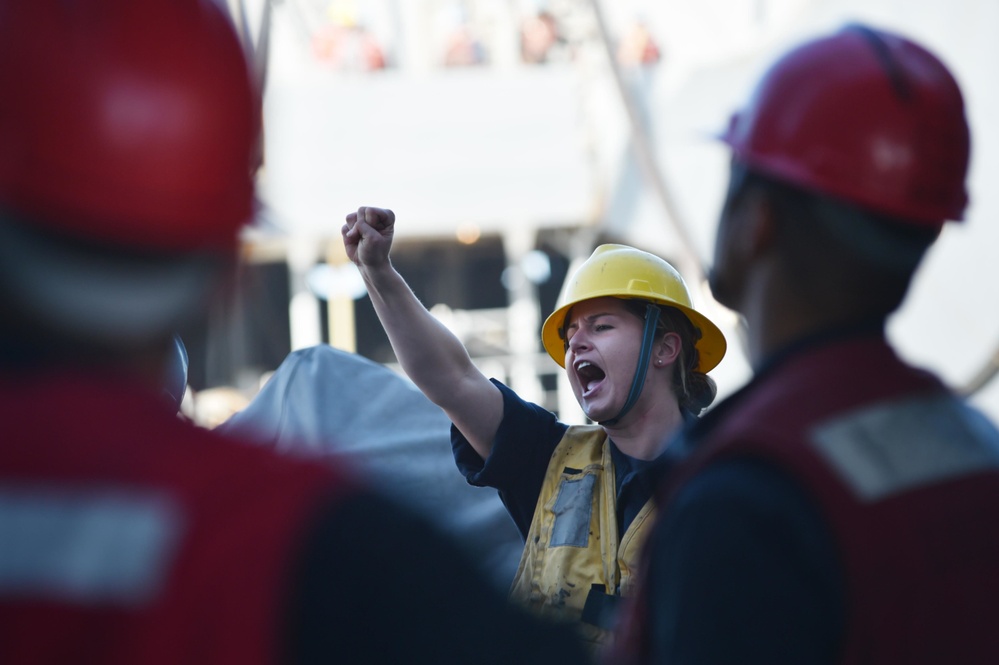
[{"left": 0, "top": 486, "right": 181, "bottom": 605}]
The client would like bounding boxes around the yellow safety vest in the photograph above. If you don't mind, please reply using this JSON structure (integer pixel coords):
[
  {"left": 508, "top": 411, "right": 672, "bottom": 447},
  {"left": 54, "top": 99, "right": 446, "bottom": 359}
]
[{"left": 509, "top": 425, "right": 657, "bottom": 647}]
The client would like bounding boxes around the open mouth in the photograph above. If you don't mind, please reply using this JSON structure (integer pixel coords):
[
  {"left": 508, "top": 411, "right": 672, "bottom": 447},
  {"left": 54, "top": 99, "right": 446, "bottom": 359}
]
[{"left": 574, "top": 360, "right": 606, "bottom": 395}]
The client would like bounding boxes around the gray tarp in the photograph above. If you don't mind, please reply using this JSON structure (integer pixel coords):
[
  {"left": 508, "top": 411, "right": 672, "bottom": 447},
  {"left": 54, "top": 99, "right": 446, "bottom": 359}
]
[{"left": 217, "top": 344, "right": 523, "bottom": 587}]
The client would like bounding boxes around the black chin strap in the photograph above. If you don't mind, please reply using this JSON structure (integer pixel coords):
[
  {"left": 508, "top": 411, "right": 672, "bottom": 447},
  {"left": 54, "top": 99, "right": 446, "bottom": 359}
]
[{"left": 599, "top": 303, "right": 659, "bottom": 427}]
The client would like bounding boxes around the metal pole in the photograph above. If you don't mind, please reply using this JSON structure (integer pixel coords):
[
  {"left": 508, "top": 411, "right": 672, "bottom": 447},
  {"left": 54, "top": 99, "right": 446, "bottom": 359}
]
[{"left": 587, "top": 0, "right": 705, "bottom": 283}]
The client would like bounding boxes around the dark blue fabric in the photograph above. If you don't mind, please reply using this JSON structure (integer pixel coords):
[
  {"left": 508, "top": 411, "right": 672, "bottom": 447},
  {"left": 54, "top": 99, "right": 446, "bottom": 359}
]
[
  {"left": 287, "top": 490, "right": 593, "bottom": 665},
  {"left": 451, "top": 380, "right": 567, "bottom": 539},
  {"left": 643, "top": 458, "right": 845, "bottom": 664},
  {"left": 609, "top": 441, "right": 662, "bottom": 538},
  {"left": 610, "top": 410, "right": 696, "bottom": 538},
  {"left": 635, "top": 328, "right": 865, "bottom": 665},
  {"left": 450, "top": 379, "right": 681, "bottom": 540}
]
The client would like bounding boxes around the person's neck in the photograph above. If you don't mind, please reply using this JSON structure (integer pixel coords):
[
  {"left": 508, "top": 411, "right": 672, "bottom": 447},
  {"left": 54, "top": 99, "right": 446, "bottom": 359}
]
[
  {"left": 744, "top": 274, "right": 875, "bottom": 372},
  {"left": 602, "top": 396, "right": 685, "bottom": 461}
]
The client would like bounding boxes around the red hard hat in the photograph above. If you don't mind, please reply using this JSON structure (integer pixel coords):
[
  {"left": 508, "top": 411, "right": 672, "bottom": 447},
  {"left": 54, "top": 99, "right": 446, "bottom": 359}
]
[
  {"left": 721, "top": 24, "right": 970, "bottom": 227},
  {"left": 0, "top": 0, "right": 260, "bottom": 252}
]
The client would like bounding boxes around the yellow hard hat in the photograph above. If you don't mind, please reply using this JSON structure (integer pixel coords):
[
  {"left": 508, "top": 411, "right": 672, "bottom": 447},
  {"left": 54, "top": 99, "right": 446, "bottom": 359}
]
[{"left": 541, "top": 244, "right": 726, "bottom": 372}]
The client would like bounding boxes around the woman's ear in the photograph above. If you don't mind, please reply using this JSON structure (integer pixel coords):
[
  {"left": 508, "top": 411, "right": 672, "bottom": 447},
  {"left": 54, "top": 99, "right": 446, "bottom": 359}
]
[{"left": 653, "top": 331, "right": 682, "bottom": 369}]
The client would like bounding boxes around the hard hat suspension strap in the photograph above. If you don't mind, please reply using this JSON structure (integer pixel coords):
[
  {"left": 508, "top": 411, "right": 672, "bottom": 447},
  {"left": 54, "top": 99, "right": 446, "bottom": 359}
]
[
  {"left": 846, "top": 23, "right": 913, "bottom": 101},
  {"left": 599, "top": 302, "right": 659, "bottom": 427}
]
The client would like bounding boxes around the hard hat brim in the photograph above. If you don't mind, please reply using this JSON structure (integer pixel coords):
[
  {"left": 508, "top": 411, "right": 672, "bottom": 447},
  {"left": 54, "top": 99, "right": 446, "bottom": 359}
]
[{"left": 541, "top": 294, "right": 727, "bottom": 374}]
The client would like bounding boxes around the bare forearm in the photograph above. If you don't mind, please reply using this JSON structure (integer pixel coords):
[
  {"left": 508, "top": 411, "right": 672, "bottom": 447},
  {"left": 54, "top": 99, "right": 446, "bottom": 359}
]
[
  {"left": 360, "top": 262, "right": 476, "bottom": 409},
  {"left": 342, "top": 206, "right": 502, "bottom": 456}
]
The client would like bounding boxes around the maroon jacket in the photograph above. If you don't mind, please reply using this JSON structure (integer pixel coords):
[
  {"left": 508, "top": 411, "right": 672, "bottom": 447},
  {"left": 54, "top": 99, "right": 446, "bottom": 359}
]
[
  {"left": 614, "top": 335, "right": 999, "bottom": 664},
  {"left": 0, "top": 369, "right": 353, "bottom": 665}
]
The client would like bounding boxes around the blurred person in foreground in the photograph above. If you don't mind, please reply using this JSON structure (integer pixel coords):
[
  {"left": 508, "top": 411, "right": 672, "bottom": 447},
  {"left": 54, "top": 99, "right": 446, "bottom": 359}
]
[
  {"left": 343, "top": 207, "right": 726, "bottom": 649},
  {"left": 0, "top": 2, "right": 591, "bottom": 664},
  {"left": 609, "top": 23, "right": 999, "bottom": 665}
]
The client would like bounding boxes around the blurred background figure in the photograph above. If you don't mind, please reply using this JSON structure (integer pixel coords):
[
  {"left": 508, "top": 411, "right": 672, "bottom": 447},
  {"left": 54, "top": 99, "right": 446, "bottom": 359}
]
[
  {"left": 441, "top": 7, "right": 488, "bottom": 67},
  {"left": 520, "top": 10, "right": 569, "bottom": 64},
  {"left": 443, "top": 26, "right": 487, "bottom": 66},
  {"left": 616, "top": 19, "right": 661, "bottom": 67},
  {"left": 311, "top": 3, "right": 387, "bottom": 72}
]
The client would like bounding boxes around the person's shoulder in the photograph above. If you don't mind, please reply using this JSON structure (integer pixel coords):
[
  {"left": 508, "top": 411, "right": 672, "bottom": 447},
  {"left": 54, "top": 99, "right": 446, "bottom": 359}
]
[
  {"left": 491, "top": 377, "right": 566, "bottom": 427},
  {"left": 662, "top": 456, "right": 837, "bottom": 562}
]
